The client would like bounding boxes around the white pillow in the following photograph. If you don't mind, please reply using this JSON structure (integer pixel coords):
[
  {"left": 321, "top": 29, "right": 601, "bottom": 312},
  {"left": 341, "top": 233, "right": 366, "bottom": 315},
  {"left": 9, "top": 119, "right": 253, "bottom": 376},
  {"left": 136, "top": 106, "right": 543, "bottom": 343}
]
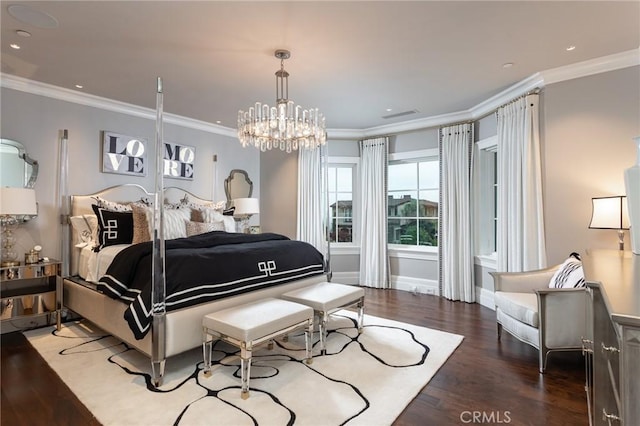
[
  {"left": 199, "top": 207, "right": 225, "bottom": 223},
  {"left": 197, "top": 207, "right": 236, "bottom": 232},
  {"left": 135, "top": 205, "right": 191, "bottom": 241},
  {"left": 70, "top": 215, "right": 98, "bottom": 248},
  {"left": 222, "top": 216, "right": 236, "bottom": 233},
  {"left": 548, "top": 253, "right": 585, "bottom": 288},
  {"left": 161, "top": 208, "right": 191, "bottom": 240}
]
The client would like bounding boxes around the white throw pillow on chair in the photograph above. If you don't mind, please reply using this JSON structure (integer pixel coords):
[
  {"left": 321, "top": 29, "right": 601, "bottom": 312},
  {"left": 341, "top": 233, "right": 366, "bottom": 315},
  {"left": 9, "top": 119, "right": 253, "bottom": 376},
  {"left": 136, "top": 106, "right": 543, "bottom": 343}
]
[{"left": 548, "top": 253, "right": 585, "bottom": 288}]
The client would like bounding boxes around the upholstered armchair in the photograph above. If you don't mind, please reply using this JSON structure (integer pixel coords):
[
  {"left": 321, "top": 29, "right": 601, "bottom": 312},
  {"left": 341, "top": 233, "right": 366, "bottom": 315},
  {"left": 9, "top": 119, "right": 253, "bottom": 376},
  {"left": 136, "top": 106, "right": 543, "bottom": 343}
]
[{"left": 490, "top": 265, "right": 588, "bottom": 373}]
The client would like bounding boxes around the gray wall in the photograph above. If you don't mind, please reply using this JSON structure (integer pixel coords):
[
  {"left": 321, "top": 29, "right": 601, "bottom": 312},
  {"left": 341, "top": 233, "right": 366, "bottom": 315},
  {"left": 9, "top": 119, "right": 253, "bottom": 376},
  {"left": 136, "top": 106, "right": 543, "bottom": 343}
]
[
  {"left": 475, "top": 114, "right": 497, "bottom": 141},
  {"left": 542, "top": 66, "right": 639, "bottom": 263},
  {"left": 1, "top": 87, "right": 259, "bottom": 261},
  {"left": 259, "top": 149, "right": 298, "bottom": 238}
]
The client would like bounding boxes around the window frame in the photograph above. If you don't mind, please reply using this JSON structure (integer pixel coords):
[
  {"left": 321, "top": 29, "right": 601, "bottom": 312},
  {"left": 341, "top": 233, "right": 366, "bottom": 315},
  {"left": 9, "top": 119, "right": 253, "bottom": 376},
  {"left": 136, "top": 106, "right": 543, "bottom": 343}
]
[
  {"left": 387, "top": 148, "right": 439, "bottom": 254},
  {"left": 474, "top": 135, "right": 498, "bottom": 268},
  {"left": 325, "top": 156, "right": 359, "bottom": 248}
]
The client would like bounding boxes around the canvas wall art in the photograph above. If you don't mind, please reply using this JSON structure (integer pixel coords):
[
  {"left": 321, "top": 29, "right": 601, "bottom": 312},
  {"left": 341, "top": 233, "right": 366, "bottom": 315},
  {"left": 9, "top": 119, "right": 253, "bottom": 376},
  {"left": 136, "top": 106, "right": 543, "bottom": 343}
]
[
  {"left": 102, "top": 131, "right": 147, "bottom": 177},
  {"left": 164, "top": 142, "right": 195, "bottom": 180}
]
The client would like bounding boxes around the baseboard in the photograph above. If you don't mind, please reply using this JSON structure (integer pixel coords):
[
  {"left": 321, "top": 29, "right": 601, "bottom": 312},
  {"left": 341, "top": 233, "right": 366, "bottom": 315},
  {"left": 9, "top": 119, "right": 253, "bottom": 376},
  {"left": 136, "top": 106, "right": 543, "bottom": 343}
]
[
  {"left": 391, "top": 275, "right": 439, "bottom": 296},
  {"left": 331, "top": 275, "right": 493, "bottom": 305},
  {"left": 330, "top": 272, "right": 439, "bottom": 296},
  {"left": 476, "top": 286, "right": 495, "bottom": 311},
  {"left": 330, "top": 271, "right": 360, "bottom": 285}
]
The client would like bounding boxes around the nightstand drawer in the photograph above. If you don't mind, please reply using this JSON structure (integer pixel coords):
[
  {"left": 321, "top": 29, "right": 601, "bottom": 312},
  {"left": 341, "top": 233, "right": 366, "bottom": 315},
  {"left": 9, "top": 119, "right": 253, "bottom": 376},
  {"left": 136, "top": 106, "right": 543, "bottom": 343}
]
[
  {"left": 1, "top": 262, "right": 59, "bottom": 281},
  {"left": 1, "top": 291, "right": 56, "bottom": 320},
  {"left": 0, "top": 259, "right": 62, "bottom": 329}
]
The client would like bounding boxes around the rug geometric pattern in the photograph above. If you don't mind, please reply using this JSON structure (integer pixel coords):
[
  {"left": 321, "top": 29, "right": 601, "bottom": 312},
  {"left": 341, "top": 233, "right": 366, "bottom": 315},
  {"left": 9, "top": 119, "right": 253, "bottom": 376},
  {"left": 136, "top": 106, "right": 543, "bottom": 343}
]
[{"left": 25, "top": 311, "right": 463, "bottom": 426}]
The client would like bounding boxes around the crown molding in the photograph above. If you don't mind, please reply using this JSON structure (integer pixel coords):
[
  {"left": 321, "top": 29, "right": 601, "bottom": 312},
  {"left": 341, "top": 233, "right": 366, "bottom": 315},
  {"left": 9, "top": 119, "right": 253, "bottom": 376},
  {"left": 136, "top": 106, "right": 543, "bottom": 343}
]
[
  {"left": 328, "top": 49, "right": 638, "bottom": 139},
  {"left": 541, "top": 48, "right": 639, "bottom": 86},
  {"left": 2, "top": 48, "right": 637, "bottom": 140},
  {"left": 0, "top": 73, "right": 236, "bottom": 138}
]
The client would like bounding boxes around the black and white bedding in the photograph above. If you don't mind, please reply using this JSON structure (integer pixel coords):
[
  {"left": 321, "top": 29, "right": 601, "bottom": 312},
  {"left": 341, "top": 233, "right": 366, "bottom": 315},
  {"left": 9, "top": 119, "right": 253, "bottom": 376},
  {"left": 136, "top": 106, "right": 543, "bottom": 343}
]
[{"left": 97, "top": 231, "right": 325, "bottom": 339}]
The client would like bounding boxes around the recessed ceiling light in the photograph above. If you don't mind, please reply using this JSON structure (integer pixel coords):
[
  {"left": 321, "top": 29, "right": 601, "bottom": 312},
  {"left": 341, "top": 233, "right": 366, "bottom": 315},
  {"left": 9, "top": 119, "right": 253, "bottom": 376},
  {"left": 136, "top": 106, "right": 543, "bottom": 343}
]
[
  {"left": 215, "top": 120, "right": 221, "bottom": 124},
  {"left": 386, "top": 108, "right": 392, "bottom": 112},
  {"left": 10, "top": 43, "right": 21, "bottom": 50},
  {"left": 502, "top": 62, "right": 514, "bottom": 68},
  {"left": 16, "top": 29, "right": 31, "bottom": 37},
  {"left": 566, "top": 45, "right": 576, "bottom": 51},
  {"left": 75, "top": 84, "right": 83, "bottom": 89}
]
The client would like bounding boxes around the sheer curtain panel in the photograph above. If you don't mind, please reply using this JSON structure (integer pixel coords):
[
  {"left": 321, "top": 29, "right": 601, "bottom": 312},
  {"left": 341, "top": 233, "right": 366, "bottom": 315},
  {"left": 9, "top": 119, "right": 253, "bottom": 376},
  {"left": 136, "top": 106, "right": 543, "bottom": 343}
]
[
  {"left": 440, "top": 123, "right": 475, "bottom": 302},
  {"left": 297, "top": 147, "right": 325, "bottom": 255},
  {"left": 496, "top": 94, "right": 547, "bottom": 272},
  {"left": 359, "top": 137, "right": 389, "bottom": 288}
]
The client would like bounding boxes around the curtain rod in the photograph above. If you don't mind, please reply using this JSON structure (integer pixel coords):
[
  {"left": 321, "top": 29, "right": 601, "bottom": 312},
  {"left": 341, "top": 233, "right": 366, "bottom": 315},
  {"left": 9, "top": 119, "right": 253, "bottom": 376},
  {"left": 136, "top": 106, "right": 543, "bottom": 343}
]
[
  {"left": 439, "top": 120, "right": 474, "bottom": 131},
  {"left": 474, "top": 87, "right": 542, "bottom": 121}
]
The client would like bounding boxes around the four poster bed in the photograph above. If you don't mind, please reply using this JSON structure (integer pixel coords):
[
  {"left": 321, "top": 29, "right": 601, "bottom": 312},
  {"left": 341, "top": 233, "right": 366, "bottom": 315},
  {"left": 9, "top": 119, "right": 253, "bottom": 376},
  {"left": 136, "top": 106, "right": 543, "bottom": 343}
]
[
  {"left": 59, "top": 79, "right": 329, "bottom": 386},
  {"left": 62, "top": 184, "right": 327, "bottom": 385}
]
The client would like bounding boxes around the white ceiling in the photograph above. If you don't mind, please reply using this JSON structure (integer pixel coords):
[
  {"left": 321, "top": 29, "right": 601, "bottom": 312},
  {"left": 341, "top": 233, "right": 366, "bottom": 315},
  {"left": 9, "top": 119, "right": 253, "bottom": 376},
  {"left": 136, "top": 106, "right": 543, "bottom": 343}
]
[{"left": 1, "top": 1, "right": 639, "bottom": 132}]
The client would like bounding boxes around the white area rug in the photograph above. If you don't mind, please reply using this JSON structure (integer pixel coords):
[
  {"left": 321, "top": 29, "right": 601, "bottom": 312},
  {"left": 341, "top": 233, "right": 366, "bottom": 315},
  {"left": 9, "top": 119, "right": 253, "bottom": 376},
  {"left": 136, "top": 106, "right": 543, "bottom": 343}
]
[{"left": 25, "top": 311, "right": 463, "bottom": 426}]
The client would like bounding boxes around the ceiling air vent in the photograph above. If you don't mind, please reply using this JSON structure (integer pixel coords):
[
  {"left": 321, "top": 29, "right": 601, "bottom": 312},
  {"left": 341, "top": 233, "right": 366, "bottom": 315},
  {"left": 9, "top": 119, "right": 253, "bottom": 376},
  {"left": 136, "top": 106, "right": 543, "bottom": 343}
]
[{"left": 381, "top": 109, "right": 419, "bottom": 119}]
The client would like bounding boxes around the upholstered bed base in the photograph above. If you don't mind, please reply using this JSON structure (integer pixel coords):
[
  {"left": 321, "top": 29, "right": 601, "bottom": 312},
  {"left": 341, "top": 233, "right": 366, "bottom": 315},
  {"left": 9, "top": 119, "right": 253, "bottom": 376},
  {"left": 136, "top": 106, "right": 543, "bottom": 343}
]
[{"left": 63, "top": 275, "right": 325, "bottom": 358}]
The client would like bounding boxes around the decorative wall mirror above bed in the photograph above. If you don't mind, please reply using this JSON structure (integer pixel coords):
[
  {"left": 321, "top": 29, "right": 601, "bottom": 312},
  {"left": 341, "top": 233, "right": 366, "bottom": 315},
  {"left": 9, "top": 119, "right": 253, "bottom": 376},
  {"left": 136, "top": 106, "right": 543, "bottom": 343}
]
[
  {"left": 224, "top": 169, "right": 253, "bottom": 201},
  {"left": 0, "top": 138, "right": 38, "bottom": 188}
]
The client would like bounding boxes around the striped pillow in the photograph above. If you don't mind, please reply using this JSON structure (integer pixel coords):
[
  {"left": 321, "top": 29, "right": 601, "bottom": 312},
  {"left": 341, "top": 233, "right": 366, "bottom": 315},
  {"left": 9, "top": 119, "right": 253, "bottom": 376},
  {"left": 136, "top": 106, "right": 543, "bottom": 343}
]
[{"left": 548, "top": 253, "right": 585, "bottom": 288}]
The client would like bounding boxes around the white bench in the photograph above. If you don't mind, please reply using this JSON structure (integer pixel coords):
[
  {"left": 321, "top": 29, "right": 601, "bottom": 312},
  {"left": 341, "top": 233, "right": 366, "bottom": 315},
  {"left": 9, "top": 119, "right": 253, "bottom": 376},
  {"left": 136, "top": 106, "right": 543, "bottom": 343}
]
[
  {"left": 281, "top": 282, "right": 365, "bottom": 355},
  {"left": 202, "top": 298, "right": 314, "bottom": 399}
]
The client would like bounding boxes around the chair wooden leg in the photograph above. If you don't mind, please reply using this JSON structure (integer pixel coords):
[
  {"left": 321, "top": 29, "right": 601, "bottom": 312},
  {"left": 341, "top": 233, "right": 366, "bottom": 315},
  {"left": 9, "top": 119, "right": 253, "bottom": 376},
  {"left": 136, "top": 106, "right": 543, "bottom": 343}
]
[{"left": 497, "top": 322, "right": 502, "bottom": 340}]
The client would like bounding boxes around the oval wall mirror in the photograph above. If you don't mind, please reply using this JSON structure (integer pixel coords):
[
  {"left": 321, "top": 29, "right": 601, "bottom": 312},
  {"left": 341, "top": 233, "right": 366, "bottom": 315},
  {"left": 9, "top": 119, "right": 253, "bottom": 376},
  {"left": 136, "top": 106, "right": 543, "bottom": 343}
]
[
  {"left": 0, "top": 138, "right": 38, "bottom": 188},
  {"left": 224, "top": 169, "right": 253, "bottom": 201}
]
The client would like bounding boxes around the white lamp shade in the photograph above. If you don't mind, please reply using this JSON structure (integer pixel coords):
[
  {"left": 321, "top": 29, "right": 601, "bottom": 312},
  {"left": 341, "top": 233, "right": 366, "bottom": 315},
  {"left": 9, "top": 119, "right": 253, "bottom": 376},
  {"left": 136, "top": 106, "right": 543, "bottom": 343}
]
[
  {"left": 0, "top": 187, "right": 38, "bottom": 216},
  {"left": 233, "top": 198, "right": 259, "bottom": 216},
  {"left": 589, "top": 196, "right": 630, "bottom": 230}
]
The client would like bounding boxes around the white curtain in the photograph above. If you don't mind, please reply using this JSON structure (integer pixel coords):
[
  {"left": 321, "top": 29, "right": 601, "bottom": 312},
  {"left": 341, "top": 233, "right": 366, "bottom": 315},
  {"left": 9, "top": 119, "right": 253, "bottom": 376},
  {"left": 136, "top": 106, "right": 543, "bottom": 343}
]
[
  {"left": 297, "top": 147, "right": 325, "bottom": 255},
  {"left": 440, "top": 123, "right": 475, "bottom": 302},
  {"left": 496, "top": 94, "right": 547, "bottom": 272},
  {"left": 359, "top": 137, "right": 389, "bottom": 288}
]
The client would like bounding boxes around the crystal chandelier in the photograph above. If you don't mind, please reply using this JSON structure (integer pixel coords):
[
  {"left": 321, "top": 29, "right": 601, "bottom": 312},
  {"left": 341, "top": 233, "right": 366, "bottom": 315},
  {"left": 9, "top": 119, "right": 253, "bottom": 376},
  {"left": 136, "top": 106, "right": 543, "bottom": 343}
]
[{"left": 238, "top": 50, "right": 326, "bottom": 152}]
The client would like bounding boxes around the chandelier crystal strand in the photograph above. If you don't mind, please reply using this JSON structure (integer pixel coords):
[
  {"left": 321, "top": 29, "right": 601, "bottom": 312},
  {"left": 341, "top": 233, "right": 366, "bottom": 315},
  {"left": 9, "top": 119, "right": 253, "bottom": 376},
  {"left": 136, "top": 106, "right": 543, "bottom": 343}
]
[{"left": 237, "top": 49, "right": 326, "bottom": 151}]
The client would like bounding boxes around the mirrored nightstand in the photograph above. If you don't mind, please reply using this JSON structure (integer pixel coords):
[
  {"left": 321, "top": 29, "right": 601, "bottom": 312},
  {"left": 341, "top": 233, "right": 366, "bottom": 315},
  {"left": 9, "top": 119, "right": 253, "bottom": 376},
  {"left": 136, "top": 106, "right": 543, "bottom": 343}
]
[{"left": 1, "top": 259, "right": 62, "bottom": 330}]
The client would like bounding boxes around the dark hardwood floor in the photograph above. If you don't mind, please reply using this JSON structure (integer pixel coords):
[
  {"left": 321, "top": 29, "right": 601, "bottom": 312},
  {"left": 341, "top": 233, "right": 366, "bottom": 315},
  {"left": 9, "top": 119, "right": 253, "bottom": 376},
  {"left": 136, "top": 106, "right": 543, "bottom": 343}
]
[{"left": 1, "top": 288, "right": 587, "bottom": 426}]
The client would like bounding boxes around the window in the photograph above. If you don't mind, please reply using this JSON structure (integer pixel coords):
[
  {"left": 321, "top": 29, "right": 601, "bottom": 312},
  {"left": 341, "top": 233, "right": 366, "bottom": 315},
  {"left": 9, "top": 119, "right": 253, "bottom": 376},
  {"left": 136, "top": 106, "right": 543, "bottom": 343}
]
[
  {"left": 387, "top": 152, "right": 439, "bottom": 247},
  {"left": 475, "top": 136, "right": 498, "bottom": 256},
  {"left": 325, "top": 161, "right": 356, "bottom": 243}
]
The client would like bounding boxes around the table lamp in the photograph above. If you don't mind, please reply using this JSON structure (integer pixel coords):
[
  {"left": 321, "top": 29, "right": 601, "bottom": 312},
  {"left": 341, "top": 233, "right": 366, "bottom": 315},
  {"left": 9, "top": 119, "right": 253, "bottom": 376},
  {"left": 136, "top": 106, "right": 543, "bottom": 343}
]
[
  {"left": 1, "top": 187, "right": 38, "bottom": 266},
  {"left": 588, "top": 195, "right": 629, "bottom": 250},
  {"left": 233, "top": 198, "right": 259, "bottom": 233}
]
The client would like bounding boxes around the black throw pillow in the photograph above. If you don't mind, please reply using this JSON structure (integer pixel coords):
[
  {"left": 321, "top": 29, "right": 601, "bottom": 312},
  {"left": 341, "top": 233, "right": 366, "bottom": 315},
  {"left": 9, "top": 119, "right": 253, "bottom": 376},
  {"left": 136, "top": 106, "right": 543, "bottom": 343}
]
[{"left": 92, "top": 204, "right": 134, "bottom": 251}]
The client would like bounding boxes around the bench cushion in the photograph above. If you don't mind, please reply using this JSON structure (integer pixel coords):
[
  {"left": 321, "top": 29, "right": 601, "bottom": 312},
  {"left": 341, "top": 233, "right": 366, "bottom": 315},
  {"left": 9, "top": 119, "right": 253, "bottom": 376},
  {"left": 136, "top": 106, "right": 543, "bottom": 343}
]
[
  {"left": 281, "top": 282, "right": 364, "bottom": 312},
  {"left": 203, "top": 298, "right": 313, "bottom": 342}
]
